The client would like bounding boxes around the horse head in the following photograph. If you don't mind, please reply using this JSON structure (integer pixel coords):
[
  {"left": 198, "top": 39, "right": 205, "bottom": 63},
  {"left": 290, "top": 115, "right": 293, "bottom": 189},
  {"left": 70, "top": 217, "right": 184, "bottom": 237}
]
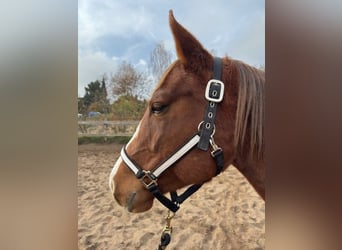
[{"left": 109, "top": 10, "right": 264, "bottom": 213}]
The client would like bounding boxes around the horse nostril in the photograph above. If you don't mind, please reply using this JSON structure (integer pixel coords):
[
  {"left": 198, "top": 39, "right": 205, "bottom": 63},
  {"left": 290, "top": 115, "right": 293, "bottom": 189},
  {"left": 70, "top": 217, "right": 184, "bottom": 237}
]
[{"left": 126, "top": 192, "right": 137, "bottom": 212}]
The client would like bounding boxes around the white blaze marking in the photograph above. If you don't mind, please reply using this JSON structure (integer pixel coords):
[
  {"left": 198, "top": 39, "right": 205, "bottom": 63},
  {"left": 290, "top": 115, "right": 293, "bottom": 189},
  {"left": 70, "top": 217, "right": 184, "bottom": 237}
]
[
  {"left": 126, "top": 122, "right": 141, "bottom": 149},
  {"left": 109, "top": 122, "right": 141, "bottom": 193},
  {"left": 109, "top": 157, "right": 122, "bottom": 193}
]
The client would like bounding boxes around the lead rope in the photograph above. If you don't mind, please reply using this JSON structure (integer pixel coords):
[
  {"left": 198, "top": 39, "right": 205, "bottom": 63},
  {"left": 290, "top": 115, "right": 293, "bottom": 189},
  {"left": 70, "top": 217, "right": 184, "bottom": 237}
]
[
  {"left": 158, "top": 210, "right": 175, "bottom": 250},
  {"left": 157, "top": 136, "right": 223, "bottom": 250},
  {"left": 157, "top": 135, "right": 223, "bottom": 250}
]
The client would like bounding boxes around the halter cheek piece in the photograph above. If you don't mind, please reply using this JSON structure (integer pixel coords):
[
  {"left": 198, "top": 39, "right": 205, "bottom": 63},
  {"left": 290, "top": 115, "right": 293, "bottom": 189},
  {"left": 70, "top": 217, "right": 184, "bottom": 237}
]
[{"left": 120, "top": 57, "right": 225, "bottom": 213}]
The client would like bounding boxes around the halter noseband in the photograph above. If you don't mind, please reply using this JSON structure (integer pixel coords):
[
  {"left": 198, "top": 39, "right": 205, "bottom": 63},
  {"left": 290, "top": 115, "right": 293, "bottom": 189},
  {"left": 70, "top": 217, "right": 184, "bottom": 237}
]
[{"left": 120, "top": 57, "right": 225, "bottom": 213}]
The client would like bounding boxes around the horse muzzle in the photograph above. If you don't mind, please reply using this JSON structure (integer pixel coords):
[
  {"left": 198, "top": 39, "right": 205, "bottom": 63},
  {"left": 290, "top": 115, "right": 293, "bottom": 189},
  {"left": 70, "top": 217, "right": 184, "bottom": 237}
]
[
  {"left": 110, "top": 157, "right": 154, "bottom": 213},
  {"left": 113, "top": 187, "right": 154, "bottom": 213}
]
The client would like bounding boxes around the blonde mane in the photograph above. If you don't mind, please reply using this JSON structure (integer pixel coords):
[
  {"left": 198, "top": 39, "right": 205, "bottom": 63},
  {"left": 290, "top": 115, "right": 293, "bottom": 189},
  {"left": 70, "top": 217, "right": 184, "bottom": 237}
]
[{"left": 233, "top": 60, "right": 265, "bottom": 159}]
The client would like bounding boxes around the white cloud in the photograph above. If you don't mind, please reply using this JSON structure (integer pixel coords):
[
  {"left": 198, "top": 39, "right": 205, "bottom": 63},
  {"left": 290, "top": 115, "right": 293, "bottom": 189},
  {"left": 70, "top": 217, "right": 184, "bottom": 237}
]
[
  {"left": 172, "top": 0, "right": 265, "bottom": 65},
  {"left": 137, "top": 59, "right": 147, "bottom": 66},
  {"left": 78, "top": 0, "right": 153, "bottom": 48},
  {"left": 216, "top": 8, "right": 265, "bottom": 66},
  {"left": 78, "top": 50, "right": 119, "bottom": 96},
  {"left": 78, "top": 0, "right": 265, "bottom": 96}
]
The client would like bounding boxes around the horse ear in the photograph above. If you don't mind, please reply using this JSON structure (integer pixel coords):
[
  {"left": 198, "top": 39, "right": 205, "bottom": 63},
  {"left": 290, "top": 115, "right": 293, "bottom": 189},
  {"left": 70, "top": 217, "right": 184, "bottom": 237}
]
[{"left": 169, "top": 10, "right": 212, "bottom": 70}]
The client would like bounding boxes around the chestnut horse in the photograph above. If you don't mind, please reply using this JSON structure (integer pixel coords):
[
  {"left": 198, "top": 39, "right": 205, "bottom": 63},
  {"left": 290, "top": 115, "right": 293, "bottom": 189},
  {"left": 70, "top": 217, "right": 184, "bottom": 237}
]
[{"left": 110, "top": 10, "right": 264, "bottom": 213}]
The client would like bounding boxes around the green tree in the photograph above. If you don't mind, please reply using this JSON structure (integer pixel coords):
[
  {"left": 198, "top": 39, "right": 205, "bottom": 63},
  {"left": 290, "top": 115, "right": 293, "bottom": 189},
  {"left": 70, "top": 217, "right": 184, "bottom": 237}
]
[
  {"left": 78, "top": 97, "right": 86, "bottom": 114},
  {"left": 111, "top": 95, "right": 147, "bottom": 120},
  {"left": 79, "top": 77, "right": 110, "bottom": 115},
  {"left": 97, "top": 76, "right": 110, "bottom": 114}
]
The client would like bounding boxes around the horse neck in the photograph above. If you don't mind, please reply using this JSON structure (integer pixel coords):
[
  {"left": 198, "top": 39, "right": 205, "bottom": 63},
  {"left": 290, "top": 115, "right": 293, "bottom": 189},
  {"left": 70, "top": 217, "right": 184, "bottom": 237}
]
[
  {"left": 220, "top": 57, "right": 265, "bottom": 200},
  {"left": 234, "top": 156, "right": 265, "bottom": 200}
]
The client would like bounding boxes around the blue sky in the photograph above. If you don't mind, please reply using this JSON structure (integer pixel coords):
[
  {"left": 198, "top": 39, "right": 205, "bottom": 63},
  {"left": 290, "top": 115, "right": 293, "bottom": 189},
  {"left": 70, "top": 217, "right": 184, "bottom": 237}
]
[{"left": 78, "top": 0, "right": 265, "bottom": 97}]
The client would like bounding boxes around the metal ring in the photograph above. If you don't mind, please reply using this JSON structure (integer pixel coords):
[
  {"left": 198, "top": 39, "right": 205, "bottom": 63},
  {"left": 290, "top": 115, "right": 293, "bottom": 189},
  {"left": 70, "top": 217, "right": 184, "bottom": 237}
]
[
  {"left": 205, "top": 123, "right": 211, "bottom": 129},
  {"left": 208, "top": 112, "right": 213, "bottom": 118},
  {"left": 211, "top": 124, "right": 216, "bottom": 136},
  {"left": 197, "top": 121, "right": 204, "bottom": 131},
  {"left": 198, "top": 121, "right": 216, "bottom": 136},
  {"left": 210, "top": 102, "right": 215, "bottom": 108}
]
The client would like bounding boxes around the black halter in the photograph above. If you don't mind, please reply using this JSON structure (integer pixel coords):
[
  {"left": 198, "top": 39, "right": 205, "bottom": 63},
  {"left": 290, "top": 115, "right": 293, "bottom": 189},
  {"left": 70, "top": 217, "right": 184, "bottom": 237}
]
[{"left": 120, "top": 57, "right": 225, "bottom": 213}]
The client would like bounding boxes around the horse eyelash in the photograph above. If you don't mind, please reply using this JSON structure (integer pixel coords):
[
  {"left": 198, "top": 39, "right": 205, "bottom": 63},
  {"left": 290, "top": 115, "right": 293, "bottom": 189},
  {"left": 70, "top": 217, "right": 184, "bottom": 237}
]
[{"left": 151, "top": 103, "right": 168, "bottom": 114}]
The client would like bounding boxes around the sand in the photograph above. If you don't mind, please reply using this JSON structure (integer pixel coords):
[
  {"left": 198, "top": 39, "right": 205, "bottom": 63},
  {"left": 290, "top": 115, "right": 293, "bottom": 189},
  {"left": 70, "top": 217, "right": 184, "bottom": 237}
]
[{"left": 78, "top": 143, "right": 265, "bottom": 250}]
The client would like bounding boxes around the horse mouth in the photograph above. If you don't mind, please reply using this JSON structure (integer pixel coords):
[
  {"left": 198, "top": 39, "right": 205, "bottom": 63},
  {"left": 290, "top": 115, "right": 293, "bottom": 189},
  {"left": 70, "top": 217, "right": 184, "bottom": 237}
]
[
  {"left": 126, "top": 192, "right": 137, "bottom": 212},
  {"left": 122, "top": 191, "right": 154, "bottom": 213}
]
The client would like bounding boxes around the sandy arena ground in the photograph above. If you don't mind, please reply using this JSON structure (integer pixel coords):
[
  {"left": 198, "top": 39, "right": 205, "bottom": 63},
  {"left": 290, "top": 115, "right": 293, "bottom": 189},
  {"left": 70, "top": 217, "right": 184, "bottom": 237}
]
[{"left": 78, "top": 143, "right": 265, "bottom": 250}]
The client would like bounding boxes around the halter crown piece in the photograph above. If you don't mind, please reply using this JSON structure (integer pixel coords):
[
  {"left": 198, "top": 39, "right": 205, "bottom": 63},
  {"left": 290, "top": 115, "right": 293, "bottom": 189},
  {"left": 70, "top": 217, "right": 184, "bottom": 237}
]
[{"left": 120, "top": 57, "right": 225, "bottom": 213}]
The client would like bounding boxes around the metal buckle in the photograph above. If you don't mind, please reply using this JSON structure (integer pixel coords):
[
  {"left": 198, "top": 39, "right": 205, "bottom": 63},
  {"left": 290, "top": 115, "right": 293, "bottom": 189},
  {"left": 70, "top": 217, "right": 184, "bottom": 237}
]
[
  {"left": 205, "top": 79, "right": 224, "bottom": 103},
  {"left": 140, "top": 170, "right": 158, "bottom": 189}
]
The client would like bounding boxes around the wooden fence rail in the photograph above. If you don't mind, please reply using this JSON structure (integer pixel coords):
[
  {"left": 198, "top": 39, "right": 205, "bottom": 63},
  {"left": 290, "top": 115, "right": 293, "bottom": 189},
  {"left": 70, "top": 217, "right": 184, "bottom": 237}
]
[{"left": 78, "top": 120, "right": 139, "bottom": 137}]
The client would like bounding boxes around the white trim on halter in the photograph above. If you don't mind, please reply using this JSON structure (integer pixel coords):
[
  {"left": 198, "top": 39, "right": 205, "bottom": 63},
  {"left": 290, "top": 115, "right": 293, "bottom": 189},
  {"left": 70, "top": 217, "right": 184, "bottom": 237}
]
[
  {"left": 152, "top": 134, "right": 200, "bottom": 177},
  {"left": 120, "top": 147, "right": 141, "bottom": 175},
  {"left": 120, "top": 134, "right": 201, "bottom": 179},
  {"left": 109, "top": 157, "right": 122, "bottom": 193},
  {"left": 109, "top": 121, "right": 141, "bottom": 193}
]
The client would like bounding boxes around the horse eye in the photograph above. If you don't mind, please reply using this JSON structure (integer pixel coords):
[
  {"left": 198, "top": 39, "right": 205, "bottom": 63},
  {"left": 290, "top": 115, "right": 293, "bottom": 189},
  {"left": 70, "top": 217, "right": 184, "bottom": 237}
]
[{"left": 151, "top": 103, "right": 168, "bottom": 114}]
